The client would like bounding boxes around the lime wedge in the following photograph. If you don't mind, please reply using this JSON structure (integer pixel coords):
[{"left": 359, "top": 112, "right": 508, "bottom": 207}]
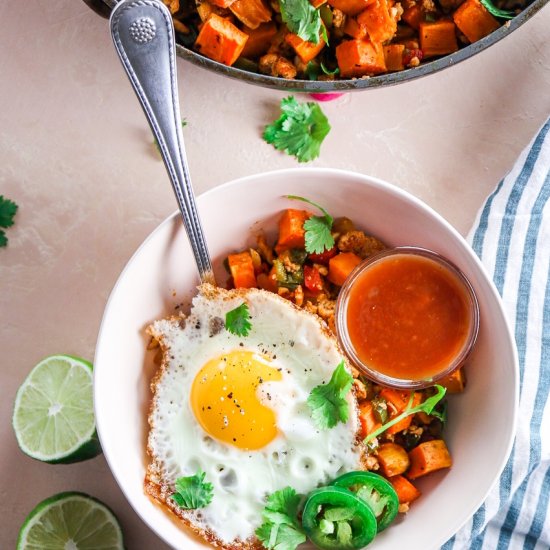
[
  {"left": 12, "top": 354, "right": 101, "bottom": 463},
  {"left": 17, "top": 492, "right": 124, "bottom": 550}
]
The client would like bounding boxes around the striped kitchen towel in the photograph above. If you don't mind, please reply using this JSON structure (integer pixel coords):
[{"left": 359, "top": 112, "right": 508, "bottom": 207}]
[{"left": 443, "top": 118, "right": 550, "bottom": 550}]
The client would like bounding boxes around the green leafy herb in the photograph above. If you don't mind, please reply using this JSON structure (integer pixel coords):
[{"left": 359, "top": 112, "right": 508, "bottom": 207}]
[
  {"left": 479, "top": 0, "right": 515, "bottom": 18},
  {"left": 279, "top": 0, "right": 323, "bottom": 44},
  {"left": 0, "top": 195, "right": 18, "bottom": 248},
  {"left": 307, "top": 360, "right": 354, "bottom": 429},
  {"left": 225, "top": 302, "right": 252, "bottom": 337},
  {"left": 171, "top": 470, "right": 213, "bottom": 509},
  {"left": 255, "top": 487, "right": 306, "bottom": 550},
  {"left": 153, "top": 119, "right": 187, "bottom": 153},
  {"left": 364, "top": 385, "right": 447, "bottom": 443},
  {"left": 285, "top": 195, "right": 335, "bottom": 254},
  {"left": 263, "top": 96, "right": 331, "bottom": 163}
]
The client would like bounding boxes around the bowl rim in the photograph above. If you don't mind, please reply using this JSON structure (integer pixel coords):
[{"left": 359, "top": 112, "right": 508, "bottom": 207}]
[
  {"left": 93, "top": 167, "right": 519, "bottom": 549},
  {"left": 97, "top": 0, "right": 549, "bottom": 91}
]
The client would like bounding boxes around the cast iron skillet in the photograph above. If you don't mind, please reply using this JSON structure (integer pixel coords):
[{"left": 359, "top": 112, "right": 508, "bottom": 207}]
[{"left": 82, "top": 0, "right": 548, "bottom": 91}]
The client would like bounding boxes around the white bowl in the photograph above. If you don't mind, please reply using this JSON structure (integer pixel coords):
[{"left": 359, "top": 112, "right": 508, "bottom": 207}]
[{"left": 94, "top": 168, "right": 518, "bottom": 550}]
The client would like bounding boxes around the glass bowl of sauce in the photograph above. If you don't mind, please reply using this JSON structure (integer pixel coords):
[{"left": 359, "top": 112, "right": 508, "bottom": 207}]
[{"left": 335, "top": 247, "right": 479, "bottom": 389}]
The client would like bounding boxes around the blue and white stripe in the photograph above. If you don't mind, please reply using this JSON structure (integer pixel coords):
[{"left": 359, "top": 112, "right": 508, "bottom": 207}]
[{"left": 442, "top": 119, "right": 550, "bottom": 550}]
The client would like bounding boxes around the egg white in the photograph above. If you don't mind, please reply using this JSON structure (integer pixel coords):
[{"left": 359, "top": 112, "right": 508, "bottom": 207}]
[{"left": 146, "top": 285, "right": 363, "bottom": 545}]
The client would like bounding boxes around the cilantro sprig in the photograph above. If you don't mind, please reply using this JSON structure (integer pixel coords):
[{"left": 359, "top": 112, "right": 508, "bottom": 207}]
[
  {"left": 479, "top": 0, "right": 515, "bottom": 19},
  {"left": 364, "top": 385, "right": 447, "bottom": 443},
  {"left": 307, "top": 360, "right": 354, "bottom": 429},
  {"left": 255, "top": 487, "right": 306, "bottom": 550},
  {"left": 225, "top": 302, "right": 252, "bottom": 337},
  {"left": 171, "top": 470, "right": 213, "bottom": 509},
  {"left": 263, "top": 96, "right": 331, "bottom": 163},
  {"left": 279, "top": 0, "right": 323, "bottom": 44},
  {"left": 285, "top": 195, "right": 334, "bottom": 254},
  {"left": 0, "top": 195, "right": 18, "bottom": 248}
]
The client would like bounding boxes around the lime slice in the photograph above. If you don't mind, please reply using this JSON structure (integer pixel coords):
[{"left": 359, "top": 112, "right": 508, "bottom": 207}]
[
  {"left": 17, "top": 492, "right": 124, "bottom": 550},
  {"left": 12, "top": 354, "right": 101, "bottom": 463}
]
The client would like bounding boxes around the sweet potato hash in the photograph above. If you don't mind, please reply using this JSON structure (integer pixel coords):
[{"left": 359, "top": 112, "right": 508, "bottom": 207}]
[
  {"left": 222, "top": 205, "right": 466, "bottom": 510},
  {"left": 161, "top": 0, "right": 523, "bottom": 79}
]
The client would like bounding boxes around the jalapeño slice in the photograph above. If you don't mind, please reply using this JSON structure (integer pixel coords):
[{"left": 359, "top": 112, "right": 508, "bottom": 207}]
[
  {"left": 302, "top": 486, "right": 377, "bottom": 549},
  {"left": 332, "top": 471, "right": 399, "bottom": 532}
]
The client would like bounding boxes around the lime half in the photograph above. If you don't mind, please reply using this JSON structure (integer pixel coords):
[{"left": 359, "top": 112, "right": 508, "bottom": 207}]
[
  {"left": 17, "top": 492, "right": 124, "bottom": 550},
  {"left": 12, "top": 354, "right": 101, "bottom": 463}
]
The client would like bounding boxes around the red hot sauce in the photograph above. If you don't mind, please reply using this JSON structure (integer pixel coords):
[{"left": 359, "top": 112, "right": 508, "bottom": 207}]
[{"left": 345, "top": 253, "right": 474, "bottom": 382}]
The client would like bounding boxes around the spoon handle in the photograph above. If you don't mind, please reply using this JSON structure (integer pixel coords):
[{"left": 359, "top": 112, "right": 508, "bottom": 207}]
[{"left": 110, "top": 0, "right": 215, "bottom": 285}]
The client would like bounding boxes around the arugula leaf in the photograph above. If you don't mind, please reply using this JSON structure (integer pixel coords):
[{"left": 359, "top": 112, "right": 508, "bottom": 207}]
[
  {"left": 171, "top": 470, "right": 213, "bottom": 509},
  {"left": 263, "top": 96, "right": 331, "bottom": 163},
  {"left": 0, "top": 196, "right": 18, "bottom": 248},
  {"left": 225, "top": 302, "right": 252, "bottom": 337},
  {"left": 364, "top": 385, "right": 447, "bottom": 443},
  {"left": 307, "top": 360, "right": 354, "bottom": 429},
  {"left": 255, "top": 487, "right": 306, "bottom": 550},
  {"left": 279, "top": 0, "right": 322, "bottom": 44},
  {"left": 479, "top": 0, "right": 515, "bottom": 19},
  {"left": 285, "top": 195, "right": 335, "bottom": 254}
]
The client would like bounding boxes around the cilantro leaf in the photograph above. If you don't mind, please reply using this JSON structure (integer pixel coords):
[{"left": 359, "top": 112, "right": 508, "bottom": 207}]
[
  {"left": 171, "top": 470, "right": 213, "bottom": 509},
  {"left": 0, "top": 196, "right": 18, "bottom": 248},
  {"left": 307, "top": 360, "right": 354, "bottom": 429},
  {"left": 225, "top": 302, "right": 252, "bottom": 337},
  {"left": 285, "top": 195, "right": 335, "bottom": 254},
  {"left": 479, "top": 0, "right": 514, "bottom": 19},
  {"left": 263, "top": 96, "right": 331, "bottom": 163},
  {"left": 364, "top": 385, "right": 447, "bottom": 443},
  {"left": 279, "top": 0, "right": 322, "bottom": 44},
  {"left": 0, "top": 196, "right": 18, "bottom": 228},
  {"left": 255, "top": 487, "right": 306, "bottom": 550},
  {"left": 304, "top": 217, "right": 334, "bottom": 254}
]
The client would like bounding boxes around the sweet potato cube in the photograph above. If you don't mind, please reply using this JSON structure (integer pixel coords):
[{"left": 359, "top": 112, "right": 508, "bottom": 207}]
[
  {"left": 438, "top": 367, "right": 466, "bottom": 393},
  {"left": 230, "top": 0, "right": 272, "bottom": 30},
  {"left": 275, "top": 209, "right": 311, "bottom": 254},
  {"left": 335, "top": 39, "right": 387, "bottom": 78},
  {"left": 328, "top": 0, "right": 376, "bottom": 16},
  {"left": 240, "top": 22, "right": 277, "bottom": 58},
  {"left": 311, "top": 0, "right": 328, "bottom": 7},
  {"left": 358, "top": 401, "right": 382, "bottom": 438},
  {"left": 285, "top": 31, "right": 327, "bottom": 64},
  {"left": 389, "top": 475, "right": 421, "bottom": 504},
  {"left": 407, "top": 439, "right": 452, "bottom": 480},
  {"left": 377, "top": 443, "right": 410, "bottom": 477},
  {"left": 328, "top": 252, "right": 362, "bottom": 286},
  {"left": 383, "top": 43, "right": 405, "bottom": 71},
  {"left": 453, "top": 0, "right": 500, "bottom": 43},
  {"left": 357, "top": 0, "right": 397, "bottom": 43},
  {"left": 401, "top": 4, "right": 424, "bottom": 30},
  {"left": 195, "top": 14, "right": 249, "bottom": 66},
  {"left": 343, "top": 17, "right": 368, "bottom": 39},
  {"left": 209, "top": 0, "right": 237, "bottom": 8},
  {"left": 228, "top": 251, "right": 257, "bottom": 288},
  {"left": 419, "top": 20, "right": 458, "bottom": 57}
]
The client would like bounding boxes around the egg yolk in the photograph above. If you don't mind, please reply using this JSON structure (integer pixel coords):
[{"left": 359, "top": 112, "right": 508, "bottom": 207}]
[{"left": 190, "top": 350, "right": 282, "bottom": 451}]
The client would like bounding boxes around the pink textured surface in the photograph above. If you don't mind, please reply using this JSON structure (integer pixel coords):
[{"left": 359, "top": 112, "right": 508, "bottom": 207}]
[{"left": 1, "top": 0, "right": 549, "bottom": 549}]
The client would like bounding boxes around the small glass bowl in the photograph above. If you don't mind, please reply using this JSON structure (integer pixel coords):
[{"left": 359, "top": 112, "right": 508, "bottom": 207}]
[{"left": 335, "top": 247, "right": 480, "bottom": 389}]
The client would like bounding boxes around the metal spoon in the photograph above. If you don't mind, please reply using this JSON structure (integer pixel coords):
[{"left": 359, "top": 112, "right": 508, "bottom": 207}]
[{"left": 110, "top": 0, "right": 215, "bottom": 285}]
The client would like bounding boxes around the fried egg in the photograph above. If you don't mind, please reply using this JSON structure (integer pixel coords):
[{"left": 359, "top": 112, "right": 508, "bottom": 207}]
[{"left": 145, "top": 284, "right": 364, "bottom": 548}]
